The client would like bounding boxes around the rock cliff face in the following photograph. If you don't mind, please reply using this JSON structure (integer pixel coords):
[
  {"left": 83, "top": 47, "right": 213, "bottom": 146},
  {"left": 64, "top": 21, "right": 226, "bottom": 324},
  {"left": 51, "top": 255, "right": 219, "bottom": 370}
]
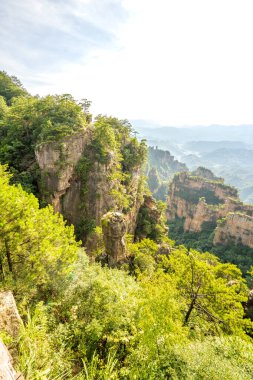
[
  {"left": 35, "top": 128, "right": 145, "bottom": 247},
  {"left": 0, "top": 291, "right": 21, "bottom": 338},
  {"left": 214, "top": 213, "right": 253, "bottom": 248},
  {"left": 35, "top": 129, "right": 106, "bottom": 228},
  {"left": 35, "top": 130, "right": 91, "bottom": 213},
  {"left": 0, "top": 292, "right": 24, "bottom": 380},
  {"left": 0, "top": 339, "right": 24, "bottom": 380},
  {"left": 191, "top": 167, "right": 222, "bottom": 181},
  {"left": 167, "top": 172, "right": 239, "bottom": 230},
  {"left": 102, "top": 212, "right": 127, "bottom": 266},
  {"left": 135, "top": 195, "right": 167, "bottom": 241},
  {"left": 148, "top": 146, "right": 188, "bottom": 180},
  {"left": 167, "top": 169, "right": 253, "bottom": 249}
]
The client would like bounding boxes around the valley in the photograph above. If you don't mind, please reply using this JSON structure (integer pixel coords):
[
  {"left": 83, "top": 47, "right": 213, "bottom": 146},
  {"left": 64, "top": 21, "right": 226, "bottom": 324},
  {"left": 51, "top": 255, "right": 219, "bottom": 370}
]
[
  {"left": 134, "top": 123, "right": 253, "bottom": 204},
  {"left": 1, "top": 72, "right": 253, "bottom": 379}
]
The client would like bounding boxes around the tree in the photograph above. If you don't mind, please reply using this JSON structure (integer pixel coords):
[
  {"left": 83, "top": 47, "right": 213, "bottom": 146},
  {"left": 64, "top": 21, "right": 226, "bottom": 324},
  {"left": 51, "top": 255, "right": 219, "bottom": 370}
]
[
  {"left": 148, "top": 167, "right": 160, "bottom": 193},
  {"left": 91, "top": 117, "right": 118, "bottom": 163},
  {"left": 0, "top": 71, "right": 28, "bottom": 105},
  {"left": 55, "top": 262, "right": 141, "bottom": 362},
  {"left": 0, "top": 165, "right": 80, "bottom": 302},
  {"left": 0, "top": 94, "right": 89, "bottom": 193},
  {"left": 163, "top": 247, "right": 250, "bottom": 335},
  {"left": 79, "top": 98, "right": 92, "bottom": 122},
  {"left": 127, "top": 271, "right": 187, "bottom": 379},
  {"left": 0, "top": 96, "right": 8, "bottom": 119}
]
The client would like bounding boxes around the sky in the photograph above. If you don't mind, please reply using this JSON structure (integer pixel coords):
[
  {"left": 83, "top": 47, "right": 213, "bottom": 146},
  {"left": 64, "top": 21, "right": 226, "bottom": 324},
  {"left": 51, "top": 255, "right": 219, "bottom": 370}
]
[{"left": 1, "top": 0, "right": 253, "bottom": 126}]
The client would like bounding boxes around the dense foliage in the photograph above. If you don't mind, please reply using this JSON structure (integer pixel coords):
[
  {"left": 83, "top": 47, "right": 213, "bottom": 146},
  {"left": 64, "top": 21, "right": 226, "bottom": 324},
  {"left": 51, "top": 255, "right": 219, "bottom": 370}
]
[
  {"left": 0, "top": 165, "right": 80, "bottom": 305},
  {"left": 1, "top": 74, "right": 253, "bottom": 379},
  {"left": 146, "top": 146, "right": 187, "bottom": 201},
  {"left": 175, "top": 187, "right": 222, "bottom": 205},
  {"left": 0, "top": 81, "right": 89, "bottom": 193},
  {"left": 169, "top": 217, "right": 253, "bottom": 277},
  {"left": 147, "top": 146, "right": 187, "bottom": 181},
  {"left": 0, "top": 71, "right": 28, "bottom": 104},
  {"left": 135, "top": 199, "right": 167, "bottom": 242},
  {"left": 0, "top": 165, "right": 252, "bottom": 378},
  {"left": 75, "top": 115, "right": 147, "bottom": 239}
]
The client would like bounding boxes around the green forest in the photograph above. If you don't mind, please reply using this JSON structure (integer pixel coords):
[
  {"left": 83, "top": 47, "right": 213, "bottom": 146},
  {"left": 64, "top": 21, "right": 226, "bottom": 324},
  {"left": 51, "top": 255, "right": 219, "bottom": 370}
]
[
  {"left": 168, "top": 217, "right": 253, "bottom": 278},
  {"left": 146, "top": 147, "right": 187, "bottom": 201},
  {"left": 1, "top": 72, "right": 253, "bottom": 379}
]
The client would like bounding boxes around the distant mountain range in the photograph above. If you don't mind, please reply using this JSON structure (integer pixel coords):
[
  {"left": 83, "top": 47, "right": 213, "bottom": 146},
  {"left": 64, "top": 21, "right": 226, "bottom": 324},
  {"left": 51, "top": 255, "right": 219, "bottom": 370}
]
[
  {"left": 131, "top": 122, "right": 253, "bottom": 204},
  {"left": 131, "top": 122, "right": 253, "bottom": 145}
]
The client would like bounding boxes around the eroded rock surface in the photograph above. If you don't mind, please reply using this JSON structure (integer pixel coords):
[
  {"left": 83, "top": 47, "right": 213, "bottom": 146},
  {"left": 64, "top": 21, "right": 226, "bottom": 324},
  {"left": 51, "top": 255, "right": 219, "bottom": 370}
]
[
  {"left": 214, "top": 213, "right": 253, "bottom": 248},
  {"left": 102, "top": 212, "right": 127, "bottom": 265},
  {"left": 0, "top": 340, "right": 24, "bottom": 380},
  {"left": 135, "top": 195, "right": 167, "bottom": 241},
  {"left": 35, "top": 130, "right": 91, "bottom": 213},
  {"left": 0, "top": 292, "right": 23, "bottom": 379},
  {"left": 167, "top": 169, "right": 253, "bottom": 249},
  {"left": 35, "top": 130, "right": 145, "bottom": 245},
  {"left": 0, "top": 291, "right": 21, "bottom": 338}
]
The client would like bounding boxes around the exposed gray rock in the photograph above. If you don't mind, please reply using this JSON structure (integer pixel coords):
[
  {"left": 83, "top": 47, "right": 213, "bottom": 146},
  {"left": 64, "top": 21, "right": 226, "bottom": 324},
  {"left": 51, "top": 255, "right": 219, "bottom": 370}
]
[
  {"left": 0, "top": 291, "right": 21, "bottom": 338},
  {"left": 102, "top": 212, "right": 127, "bottom": 266},
  {"left": 0, "top": 339, "right": 24, "bottom": 380},
  {"left": 35, "top": 130, "right": 91, "bottom": 213}
]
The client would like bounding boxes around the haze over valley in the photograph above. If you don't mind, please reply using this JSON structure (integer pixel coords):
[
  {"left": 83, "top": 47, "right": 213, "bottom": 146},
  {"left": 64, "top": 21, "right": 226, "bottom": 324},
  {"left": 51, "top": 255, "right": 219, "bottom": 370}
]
[
  {"left": 2, "top": 0, "right": 253, "bottom": 378},
  {"left": 134, "top": 123, "right": 253, "bottom": 204}
]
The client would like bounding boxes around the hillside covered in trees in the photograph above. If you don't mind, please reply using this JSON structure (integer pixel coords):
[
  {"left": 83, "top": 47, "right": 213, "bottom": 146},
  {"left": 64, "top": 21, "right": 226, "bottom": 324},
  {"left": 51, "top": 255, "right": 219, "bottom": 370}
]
[
  {"left": 134, "top": 124, "right": 253, "bottom": 204},
  {"left": 167, "top": 167, "right": 253, "bottom": 276},
  {"left": 146, "top": 146, "right": 188, "bottom": 201},
  {"left": 1, "top": 72, "right": 253, "bottom": 379}
]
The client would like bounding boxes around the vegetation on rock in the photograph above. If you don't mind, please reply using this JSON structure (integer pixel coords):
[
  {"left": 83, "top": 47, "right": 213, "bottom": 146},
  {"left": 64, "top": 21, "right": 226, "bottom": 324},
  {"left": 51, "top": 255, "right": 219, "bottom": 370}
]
[
  {"left": 1, "top": 73, "right": 253, "bottom": 379},
  {"left": 167, "top": 169, "right": 253, "bottom": 275},
  {"left": 146, "top": 146, "right": 188, "bottom": 201},
  {"left": 0, "top": 89, "right": 89, "bottom": 194}
]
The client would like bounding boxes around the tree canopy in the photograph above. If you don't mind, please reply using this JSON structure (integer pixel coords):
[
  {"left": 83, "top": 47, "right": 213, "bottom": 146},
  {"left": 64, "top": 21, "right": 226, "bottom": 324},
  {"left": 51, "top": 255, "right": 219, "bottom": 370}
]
[
  {"left": 0, "top": 71, "right": 28, "bottom": 105},
  {"left": 0, "top": 73, "right": 253, "bottom": 379}
]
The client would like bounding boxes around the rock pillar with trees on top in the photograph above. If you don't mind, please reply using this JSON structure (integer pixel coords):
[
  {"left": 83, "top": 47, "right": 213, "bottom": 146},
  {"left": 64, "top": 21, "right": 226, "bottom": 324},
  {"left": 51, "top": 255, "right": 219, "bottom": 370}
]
[{"left": 101, "top": 212, "right": 127, "bottom": 266}]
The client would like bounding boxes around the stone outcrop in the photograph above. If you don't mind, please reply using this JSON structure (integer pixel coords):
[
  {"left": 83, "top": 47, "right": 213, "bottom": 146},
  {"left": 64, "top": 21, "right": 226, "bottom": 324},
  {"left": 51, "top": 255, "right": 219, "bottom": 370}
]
[
  {"left": 36, "top": 129, "right": 118, "bottom": 230},
  {"left": 0, "top": 292, "right": 24, "bottom": 379},
  {"left": 101, "top": 212, "right": 127, "bottom": 265},
  {"left": 135, "top": 195, "right": 167, "bottom": 241},
  {"left": 141, "top": 195, "right": 162, "bottom": 224},
  {"left": 125, "top": 168, "right": 144, "bottom": 235},
  {"left": 214, "top": 213, "right": 253, "bottom": 248},
  {"left": 0, "top": 291, "right": 21, "bottom": 338},
  {"left": 0, "top": 340, "right": 24, "bottom": 380},
  {"left": 35, "top": 129, "right": 144, "bottom": 245},
  {"left": 167, "top": 168, "right": 253, "bottom": 249},
  {"left": 59, "top": 153, "right": 118, "bottom": 230},
  {"left": 191, "top": 167, "right": 222, "bottom": 181},
  {"left": 167, "top": 171, "right": 240, "bottom": 232},
  {"left": 148, "top": 146, "right": 188, "bottom": 181},
  {"left": 35, "top": 130, "right": 92, "bottom": 218},
  {"left": 183, "top": 198, "right": 244, "bottom": 232},
  {"left": 157, "top": 243, "right": 171, "bottom": 256}
]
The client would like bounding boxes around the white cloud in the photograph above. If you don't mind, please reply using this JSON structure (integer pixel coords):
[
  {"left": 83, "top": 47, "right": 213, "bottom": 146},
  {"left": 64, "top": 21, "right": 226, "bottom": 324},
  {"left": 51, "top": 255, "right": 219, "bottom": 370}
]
[{"left": 1, "top": 0, "right": 253, "bottom": 126}]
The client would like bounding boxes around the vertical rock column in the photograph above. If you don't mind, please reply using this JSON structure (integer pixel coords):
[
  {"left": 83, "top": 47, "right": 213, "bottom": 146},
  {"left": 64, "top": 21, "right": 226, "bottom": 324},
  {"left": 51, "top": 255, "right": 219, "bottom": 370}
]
[
  {"left": 0, "top": 291, "right": 21, "bottom": 337},
  {"left": 101, "top": 212, "right": 127, "bottom": 266},
  {"left": 0, "top": 339, "right": 24, "bottom": 380},
  {"left": 0, "top": 291, "right": 24, "bottom": 379}
]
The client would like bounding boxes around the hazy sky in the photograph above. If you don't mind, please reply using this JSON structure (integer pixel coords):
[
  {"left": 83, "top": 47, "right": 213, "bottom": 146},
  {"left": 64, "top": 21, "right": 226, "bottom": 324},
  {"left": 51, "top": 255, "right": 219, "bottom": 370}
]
[{"left": 1, "top": 0, "right": 253, "bottom": 126}]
